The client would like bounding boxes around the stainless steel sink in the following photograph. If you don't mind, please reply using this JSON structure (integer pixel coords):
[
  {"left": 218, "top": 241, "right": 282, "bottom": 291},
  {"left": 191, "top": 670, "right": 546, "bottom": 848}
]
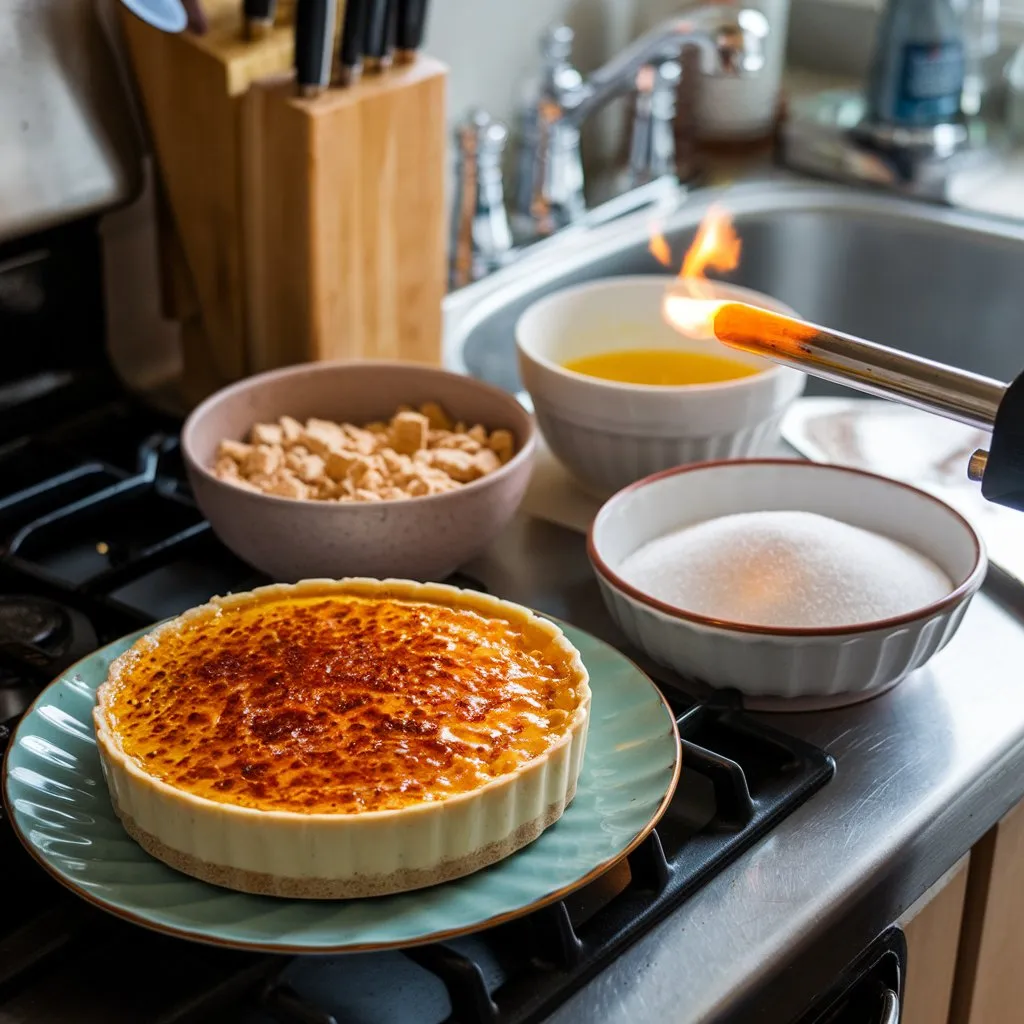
[{"left": 443, "top": 178, "right": 1024, "bottom": 398}]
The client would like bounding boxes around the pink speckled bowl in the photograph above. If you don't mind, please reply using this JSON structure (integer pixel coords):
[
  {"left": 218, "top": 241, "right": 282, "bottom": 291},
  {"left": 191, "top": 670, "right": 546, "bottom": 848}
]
[{"left": 181, "top": 361, "right": 536, "bottom": 582}]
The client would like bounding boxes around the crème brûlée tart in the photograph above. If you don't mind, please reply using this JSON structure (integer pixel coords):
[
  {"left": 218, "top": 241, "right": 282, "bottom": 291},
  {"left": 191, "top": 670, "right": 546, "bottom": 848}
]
[{"left": 92, "top": 578, "right": 590, "bottom": 899}]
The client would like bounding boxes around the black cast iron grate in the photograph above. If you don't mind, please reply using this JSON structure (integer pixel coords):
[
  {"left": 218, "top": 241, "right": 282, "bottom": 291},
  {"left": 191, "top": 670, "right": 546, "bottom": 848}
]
[
  {"left": 249, "top": 700, "right": 833, "bottom": 1024},
  {"left": 0, "top": 388, "right": 835, "bottom": 1024}
]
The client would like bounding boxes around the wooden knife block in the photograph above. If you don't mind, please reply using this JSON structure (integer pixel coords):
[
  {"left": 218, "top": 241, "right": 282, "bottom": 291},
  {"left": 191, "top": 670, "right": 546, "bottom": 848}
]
[
  {"left": 118, "top": 4, "right": 448, "bottom": 403},
  {"left": 119, "top": 0, "right": 294, "bottom": 401},
  {"left": 242, "top": 58, "right": 448, "bottom": 372}
]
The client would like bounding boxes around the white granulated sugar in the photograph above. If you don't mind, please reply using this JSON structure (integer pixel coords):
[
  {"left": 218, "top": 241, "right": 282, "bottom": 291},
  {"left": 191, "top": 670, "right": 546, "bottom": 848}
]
[{"left": 618, "top": 510, "right": 953, "bottom": 629}]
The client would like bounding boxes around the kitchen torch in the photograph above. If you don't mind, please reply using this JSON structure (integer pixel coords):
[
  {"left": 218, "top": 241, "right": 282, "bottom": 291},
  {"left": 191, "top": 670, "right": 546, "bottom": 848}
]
[{"left": 664, "top": 294, "right": 1024, "bottom": 512}]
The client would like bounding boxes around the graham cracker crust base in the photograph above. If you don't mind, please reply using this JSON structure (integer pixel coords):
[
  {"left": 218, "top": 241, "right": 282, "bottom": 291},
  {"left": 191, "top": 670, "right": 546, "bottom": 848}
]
[{"left": 114, "top": 785, "right": 575, "bottom": 899}]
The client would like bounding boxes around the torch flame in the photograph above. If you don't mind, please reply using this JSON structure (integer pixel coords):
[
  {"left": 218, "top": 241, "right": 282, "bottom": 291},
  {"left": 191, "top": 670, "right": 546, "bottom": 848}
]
[
  {"left": 680, "top": 204, "right": 741, "bottom": 281},
  {"left": 662, "top": 294, "right": 726, "bottom": 339},
  {"left": 655, "top": 204, "right": 743, "bottom": 337},
  {"left": 649, "top": 232, "right": 672, "bottom": 268}
]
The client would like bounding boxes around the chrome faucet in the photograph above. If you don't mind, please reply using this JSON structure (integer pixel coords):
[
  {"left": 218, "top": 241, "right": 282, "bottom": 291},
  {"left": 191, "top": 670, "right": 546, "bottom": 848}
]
[
  {"left": 447, "top": 7, "right": 769, "bottom": 290},
  {"left": 514, "top": 7, "right": 769, "bottom": 238}
]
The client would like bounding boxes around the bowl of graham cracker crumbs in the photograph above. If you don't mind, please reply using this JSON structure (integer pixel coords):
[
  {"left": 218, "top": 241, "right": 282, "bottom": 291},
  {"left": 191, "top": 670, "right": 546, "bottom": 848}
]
[{"left": 181, "top": 362, "right": 536, "bottom": 581}]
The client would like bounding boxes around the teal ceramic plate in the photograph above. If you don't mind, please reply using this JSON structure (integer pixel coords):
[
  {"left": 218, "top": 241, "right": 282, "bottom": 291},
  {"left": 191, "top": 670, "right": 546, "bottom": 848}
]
[{"left": 3, "top": 621, "right": 680, "bottom": 953}]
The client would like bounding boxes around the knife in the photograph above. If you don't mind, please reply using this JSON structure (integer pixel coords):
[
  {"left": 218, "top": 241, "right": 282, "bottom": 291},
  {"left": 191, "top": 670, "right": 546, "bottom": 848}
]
[
  {"left": 294, "top": 0, "right": 337, "bottom": 97},
  {"left": 362, "top": 0, "right": 393, "bottom": 73},
  {"left": 394, "top": 0, "right": 429, "bottom": 64},
  {"left": 243, "top": 0, "right": 276, "bottom": 39},
  {"left": 337, "top": 0, "right": 367, "bottom": 86}
]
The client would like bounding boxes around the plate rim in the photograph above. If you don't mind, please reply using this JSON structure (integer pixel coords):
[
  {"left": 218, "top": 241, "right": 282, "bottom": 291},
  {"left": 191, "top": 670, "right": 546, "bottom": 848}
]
[{"left": 2, "top": 618, "right": 681, "bottom": 954}]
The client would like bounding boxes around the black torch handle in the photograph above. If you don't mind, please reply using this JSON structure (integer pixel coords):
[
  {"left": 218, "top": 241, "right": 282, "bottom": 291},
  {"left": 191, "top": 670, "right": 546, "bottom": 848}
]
[
  {"left": 981, "top": 369, "right": 1024, "bottom": 513},
  {"left": 294, "top": 0, "right": 336, "bottom": 96}
]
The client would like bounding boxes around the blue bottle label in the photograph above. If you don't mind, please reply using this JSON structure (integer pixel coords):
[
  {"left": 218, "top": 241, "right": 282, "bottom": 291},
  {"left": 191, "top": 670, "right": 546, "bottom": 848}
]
[{"left": 894, "top": 41, "right": 965, "bottom": 123}]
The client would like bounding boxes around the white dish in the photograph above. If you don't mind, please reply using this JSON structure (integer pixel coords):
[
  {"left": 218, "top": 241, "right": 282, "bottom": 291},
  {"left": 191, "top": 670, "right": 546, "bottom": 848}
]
[
  {"left": 588, "top": 460, "right": 987, "bottom": 701},
  {"left": 515, "top": 276, "right": 806, "bottom": 494},
  {"left": 93, "top": 579, "right": 591, "bottom": 900},
  {"left": 782, "top": 396, "right": 1024, "bottom": 588}
]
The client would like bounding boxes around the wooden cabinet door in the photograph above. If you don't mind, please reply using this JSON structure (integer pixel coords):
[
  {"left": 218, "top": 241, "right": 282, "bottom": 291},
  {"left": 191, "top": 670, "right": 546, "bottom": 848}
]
[
  {"left": 950, "top": 798, "right": 1024, "bottom": 1024},
  {"left": 900, "top": 854, "right": 970, "bottom": 1024}
]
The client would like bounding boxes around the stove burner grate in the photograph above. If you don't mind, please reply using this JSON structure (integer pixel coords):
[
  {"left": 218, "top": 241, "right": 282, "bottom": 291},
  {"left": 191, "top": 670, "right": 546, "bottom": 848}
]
[
  {"left": 0, "top": 393, "right": 836, "bottom": 1024},
  {"left": 236, "top": 700, "right": 833, "bottom": 1024},
  {"left": 0, "top": 595, "right": 70, "bottom": 650}
]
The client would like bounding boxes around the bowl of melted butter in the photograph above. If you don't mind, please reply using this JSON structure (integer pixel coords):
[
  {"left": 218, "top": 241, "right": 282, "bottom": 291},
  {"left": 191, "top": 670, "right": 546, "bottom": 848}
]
[
  {"left": 515, "top": 276, "right": 806, "bottom": 495},
  {"left": 562, "top": 348, "right": 762, "bottom": 387}
]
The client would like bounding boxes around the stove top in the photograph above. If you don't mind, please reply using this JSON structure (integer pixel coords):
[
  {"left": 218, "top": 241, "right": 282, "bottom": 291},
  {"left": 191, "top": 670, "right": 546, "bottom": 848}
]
[{"left": 0, "top": 375, "right": 835, "bottom": 1024}]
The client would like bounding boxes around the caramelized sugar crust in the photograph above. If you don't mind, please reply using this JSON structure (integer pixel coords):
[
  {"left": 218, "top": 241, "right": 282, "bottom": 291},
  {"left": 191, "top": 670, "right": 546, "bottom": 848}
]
[{"left": 102, "top": 594, "right": 582, "bottom": 814}]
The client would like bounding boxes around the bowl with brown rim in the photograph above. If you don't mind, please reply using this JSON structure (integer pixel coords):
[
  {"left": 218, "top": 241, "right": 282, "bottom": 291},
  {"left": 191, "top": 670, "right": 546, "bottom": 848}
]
[
  {"left": 181, "top": 361, "right": 536, "bottom": 582},
  {"left": 588, "top": 459, "right": 987, "bottom": 710}
]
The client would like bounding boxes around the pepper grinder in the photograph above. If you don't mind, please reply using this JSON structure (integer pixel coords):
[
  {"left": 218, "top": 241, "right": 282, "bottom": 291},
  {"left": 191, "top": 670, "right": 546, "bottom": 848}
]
[{"left": 449, "top": 109, "right": 514, "bottom": 290}]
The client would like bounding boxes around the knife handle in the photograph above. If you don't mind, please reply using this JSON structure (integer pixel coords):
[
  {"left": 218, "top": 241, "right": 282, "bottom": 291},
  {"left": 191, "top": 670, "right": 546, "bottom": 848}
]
[
  {"left": 362, "top": 0, "right": 393, "bottom": 72},
  {"left": 294, "top": 0, "right": 337, "bottom": 96},
  {"left": 244, "top": 0, "right": 277, "bottom": 39},
  {"left": 338, "top": 0, "right": 367, "bottom": 84},
  {"left": 394, "top": 0, "right": 427, "bottom": 62}
]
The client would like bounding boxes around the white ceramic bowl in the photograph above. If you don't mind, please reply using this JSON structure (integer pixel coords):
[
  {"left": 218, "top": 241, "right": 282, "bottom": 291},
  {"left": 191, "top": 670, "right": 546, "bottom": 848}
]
[
  {"left": 588, "top": 460, "right": 987, "bottom": 707},
  {"left": 515, "top": 275, "right": 806, "bottom": 496},
  {"left": 181, "top": 361, "right": 536, "bottom": 583}
]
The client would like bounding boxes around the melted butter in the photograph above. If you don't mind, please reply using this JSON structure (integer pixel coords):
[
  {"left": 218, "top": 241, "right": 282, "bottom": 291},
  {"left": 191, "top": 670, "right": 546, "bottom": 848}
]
[
  {"left": 105, "top": 594, "right": 579, "bottom": 815},
  {"left": 563, "top": 348, "right": 760, "bottom": 386}
]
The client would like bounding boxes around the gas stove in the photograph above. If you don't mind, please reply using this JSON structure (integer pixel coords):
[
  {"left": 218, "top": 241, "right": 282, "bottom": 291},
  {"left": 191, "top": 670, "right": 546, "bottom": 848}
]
[{"left": 0, "top": 221, "right": 835, "bottom": 1024}]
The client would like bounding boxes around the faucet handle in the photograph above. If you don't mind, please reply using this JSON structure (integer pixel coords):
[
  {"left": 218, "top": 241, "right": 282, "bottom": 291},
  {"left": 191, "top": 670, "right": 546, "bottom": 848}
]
[
  {"left": 512, "top": 22, "right": 586, "bottom": 236},
  {"left": 624, "top": 61, "right": 682, "bottom": 189},
  {"left": 540, "top": 23, "right": 575, "bottom": 64},
  {"left": 456, "top": 107, "right": 508, "bottom": 158},
  {"left": 639, "top": 60, "right": 682, "bottom": 117},
  {"left": 536, "top": 23, "right": 584, "bottom": 97},
  {"left": 450, "top": 109, "right": 515, "bottom": 290}
]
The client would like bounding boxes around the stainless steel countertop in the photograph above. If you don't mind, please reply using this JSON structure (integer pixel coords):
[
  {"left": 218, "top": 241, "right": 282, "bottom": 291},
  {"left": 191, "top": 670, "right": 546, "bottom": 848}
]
[{"left": 465, "top": 515, "right": 1024, "bottom": 1022}]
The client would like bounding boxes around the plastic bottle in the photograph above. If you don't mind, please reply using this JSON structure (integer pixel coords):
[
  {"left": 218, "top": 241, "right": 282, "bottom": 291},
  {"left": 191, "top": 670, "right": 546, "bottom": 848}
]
[{"left": 865, "top": 0, "right": 966, "bottom": 127}]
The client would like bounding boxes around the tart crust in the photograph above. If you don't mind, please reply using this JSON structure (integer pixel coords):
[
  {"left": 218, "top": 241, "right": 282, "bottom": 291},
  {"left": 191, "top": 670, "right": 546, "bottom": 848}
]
[{"left": 93, "top": 578, "right": 591, "bottom": 899}]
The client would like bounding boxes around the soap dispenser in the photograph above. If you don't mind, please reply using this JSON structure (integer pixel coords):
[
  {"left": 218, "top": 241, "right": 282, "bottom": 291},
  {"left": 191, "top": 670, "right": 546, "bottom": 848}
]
[{"left": 865, "top": 0, "right": 966, "bottom": 127}]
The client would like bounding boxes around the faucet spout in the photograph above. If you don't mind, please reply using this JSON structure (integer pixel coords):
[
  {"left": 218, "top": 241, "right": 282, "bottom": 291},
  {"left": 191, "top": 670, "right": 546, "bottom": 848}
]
[
  {"left": 510, "top": 6, "right": 771, "bottom": 245},
  {"left": 562, "top": 7, "right": 769, "bottom": 127}
]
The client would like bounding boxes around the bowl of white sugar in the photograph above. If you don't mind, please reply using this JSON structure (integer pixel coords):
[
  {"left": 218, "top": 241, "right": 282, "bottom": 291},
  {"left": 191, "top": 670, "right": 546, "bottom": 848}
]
[{"left": 588, "top": 460, "right": 987, "bottom": 707}]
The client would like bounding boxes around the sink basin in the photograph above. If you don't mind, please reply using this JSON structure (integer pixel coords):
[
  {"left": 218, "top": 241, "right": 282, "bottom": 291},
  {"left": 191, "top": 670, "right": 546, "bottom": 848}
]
[{"left": 444, "top": 179, "right": 1024, "bottom": 399}]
